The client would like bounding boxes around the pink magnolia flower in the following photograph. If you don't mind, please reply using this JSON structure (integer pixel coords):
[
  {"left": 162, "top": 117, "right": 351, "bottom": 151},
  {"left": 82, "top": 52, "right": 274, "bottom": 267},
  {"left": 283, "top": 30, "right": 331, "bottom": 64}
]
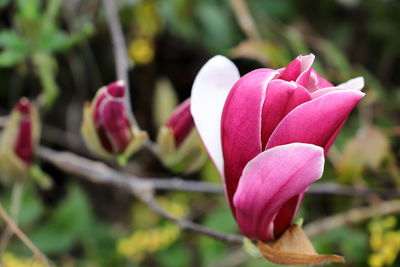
[
  {"left": 0, "top": 98, "right": 40, "bottom": 179},
  {"left": 157, "top": 99, "right": 207, "bottom": 174},
  {"left": 81, "top": 81, "right": 147, "bottom": 160},
  {"left": 191, "top": 54, "right": 364, "bottom": 241}
]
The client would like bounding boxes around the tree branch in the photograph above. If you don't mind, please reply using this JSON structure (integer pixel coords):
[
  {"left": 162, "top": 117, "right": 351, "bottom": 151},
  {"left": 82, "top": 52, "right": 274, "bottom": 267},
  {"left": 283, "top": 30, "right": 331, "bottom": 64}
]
[
  {"left": 36, "top": 146, "right": 243, "bottom": 244},
  {"left": 36, "top": 146, "right": 400, "bottom": 197},
  {"left": 304, "top": 199, "right": 400, "bottom": 238},
  {"left": 0, "top": 202, "right": 51, "bottom": 266},
  {"left": 101, "top": 0, "right": 137, "bottom": 125},
  {"left": 230, "top": 0, "right": 261, "bottom": 40},
  {"left": 36, "top": 146, "right": 400, "bottom": 244}
]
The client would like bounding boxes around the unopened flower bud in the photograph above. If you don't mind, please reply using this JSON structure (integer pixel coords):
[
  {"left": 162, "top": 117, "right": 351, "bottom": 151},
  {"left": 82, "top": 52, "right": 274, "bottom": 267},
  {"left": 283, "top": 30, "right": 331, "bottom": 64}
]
[
  {"left": 157, "top": 99, "right": 207, "bottom": 174},
  {"left": 0, "top": 98, "right": 40, "bottom": 180},
  {"left": 81, "top": 81, "right": 148, "bottom": 160}
]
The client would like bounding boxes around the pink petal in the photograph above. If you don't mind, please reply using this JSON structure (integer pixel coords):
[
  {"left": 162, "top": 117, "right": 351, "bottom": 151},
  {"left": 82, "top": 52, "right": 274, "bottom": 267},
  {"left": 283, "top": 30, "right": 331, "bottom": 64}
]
[
  {"left": 279, "top": 54, "right": 315, "bottom": 88},
  {"left": 337, "top": 77, "right": 364, "bottom": 91},
  {"left": 307, "top": 69, "right": 334, "bottom": 92},
  {"left": 166, "top": 99, "right": 194, "bottom": 147},
  {"left": 100, "top": 99, "right": 132, "bottom": 153},
  {"left": 233, "top": 143, "right": 325, "bottom": 241},
  {"left": 261, "top": 80, "right": 311, "bottom": 148},
  {"left": 272, "top": 193, "right": 305, "bottom": 238},
  {"left": 311, "top": 77, "right": 365, "bottom": 99},
  {"left": 266, "top": 90, "right": 365, "bottom": 153},
  {"left": 14, "top": 117, "right": 32, "bottom": 165},
  {"left": 190, "top": 55, "right": 240, "bottom": 176},
  {"left": 221, "top": 69, "right": 278, "bottom": 210}
]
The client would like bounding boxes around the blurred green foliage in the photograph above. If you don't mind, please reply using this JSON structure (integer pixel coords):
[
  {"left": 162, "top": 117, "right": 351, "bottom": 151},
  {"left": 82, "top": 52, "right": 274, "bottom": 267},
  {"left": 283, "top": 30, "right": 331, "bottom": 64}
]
[
  {"left": 0, "top": 0, "right": 400, "bottom": 266},
  {"left": 0, "top": 0, "right": 93, "bottom": 108}
]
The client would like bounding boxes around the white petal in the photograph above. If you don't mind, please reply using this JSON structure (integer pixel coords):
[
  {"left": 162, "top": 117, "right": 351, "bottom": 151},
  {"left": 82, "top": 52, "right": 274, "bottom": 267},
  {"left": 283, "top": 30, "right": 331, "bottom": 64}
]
[
  {"left": 337, "top": 77, "right": 364, "bottom": 91},
  {"left": 190, "top": 55, "right": 240, "bottom": 177}
]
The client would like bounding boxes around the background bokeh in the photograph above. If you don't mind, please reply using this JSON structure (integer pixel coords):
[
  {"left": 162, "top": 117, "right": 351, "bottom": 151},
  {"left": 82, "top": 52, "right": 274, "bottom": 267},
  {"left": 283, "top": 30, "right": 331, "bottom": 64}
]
[{"left": 1, "top": 0, "right": 400, "bottom": 266}]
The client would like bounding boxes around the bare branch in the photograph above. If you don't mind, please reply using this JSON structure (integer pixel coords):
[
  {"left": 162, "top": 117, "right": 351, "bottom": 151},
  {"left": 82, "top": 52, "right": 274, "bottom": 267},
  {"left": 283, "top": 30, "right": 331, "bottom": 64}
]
[
  {"left": 0, "top": 182, "right": 24, "bottom": 252},
  {"left": 304, "top": 199, "right": 400, "bottom": 237},
  {"left": 36, "top": 146, "right": 400, "bottom": 244},
  {"left": 230, "top": 0, "right": 261, "bottom": 40},
  {"left": 101, "top": 0, "right": 138, "bottom": 126},
  {"left": 36, "top": 146, "right": 243, "bottom": 244},
  {"left": 0, "top": 202, "right": 51, "bottom": 266}
]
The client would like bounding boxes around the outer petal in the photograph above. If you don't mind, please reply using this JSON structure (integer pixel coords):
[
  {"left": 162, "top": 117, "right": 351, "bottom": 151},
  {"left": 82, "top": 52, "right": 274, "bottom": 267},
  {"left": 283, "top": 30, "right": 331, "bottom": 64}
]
[
  {"left": 261, "top": 80, "right": 311, "bottom": 148},
  {"left": 100, "top": 99, "right": 133, "bottom": 153},
  {"left": 337, "top": 77, "right": 364, "bottom": 91},
  {"left": 233, "top": 143, "right": 325, "bottom": 241},
  {"left": 190, "top": 55, "right": 240, "bottom": 176},
  {"left": 311, "top": 77, "right": 365, "bottom": 99},
  {"left": 222, "top": 69, "right": 278, "bottom": 211},
  {"left": 166, "top": 99, "right": 194, "bottom": 147},
  {"left": 266, "top": 90, "right": 365, "bottom": 153}
]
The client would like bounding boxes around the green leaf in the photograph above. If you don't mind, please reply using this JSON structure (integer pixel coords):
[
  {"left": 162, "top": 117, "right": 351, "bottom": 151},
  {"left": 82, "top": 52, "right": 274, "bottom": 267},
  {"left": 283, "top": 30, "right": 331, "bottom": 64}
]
[
  {"left": 0, "top": 0, "right": 10, "bottom": 8},
  {"left": 0, "top": 49, "right": 28, "bottom": 67},
  {"left": 0, "top": 30, "right": 28, "bottom": 49},
  {"left": 312, "top": 226, "right": 368, "bottom": 265},
  {"left": 17, "top": 0, "right": 40, "bottom": 20},
  {"left": 52, "top": 184, "right": 93, "bottom": 235},
  {"left": 18, "top": 184, "right": 44, "bottom": 228},
  {"left": 28, "top": 183, "right": 94, "bottom": 255},
  {"left": 32, "top": 52, "right": 59, "bottom": 108},
  {"left": 29, "top": 164, "right": 53, "bottom": 189},
  {"left": 155, "top": 242, "right": 190, "bottom": 267},
  {"left": 29, "top": 224, "right": 76, "bottom": 254}
]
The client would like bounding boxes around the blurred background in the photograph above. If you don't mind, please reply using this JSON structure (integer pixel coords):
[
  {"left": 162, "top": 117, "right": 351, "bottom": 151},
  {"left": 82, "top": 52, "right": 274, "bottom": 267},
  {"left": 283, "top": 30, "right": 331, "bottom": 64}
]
[{"left": 1, "top": 0, "right": 400, "bottom": 266}]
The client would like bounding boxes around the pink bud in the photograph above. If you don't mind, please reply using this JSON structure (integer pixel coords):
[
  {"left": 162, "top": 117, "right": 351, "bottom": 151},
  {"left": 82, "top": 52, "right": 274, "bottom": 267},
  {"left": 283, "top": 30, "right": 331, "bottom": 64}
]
[
  {"left": 14, "top": 98, "right": 33, "bottom": 165},
  {"left": 165, "top": 99, "right": 194, "bottom": 147},
  {"left": 92, "top": 81, "right": 133, "bottom": 154}
]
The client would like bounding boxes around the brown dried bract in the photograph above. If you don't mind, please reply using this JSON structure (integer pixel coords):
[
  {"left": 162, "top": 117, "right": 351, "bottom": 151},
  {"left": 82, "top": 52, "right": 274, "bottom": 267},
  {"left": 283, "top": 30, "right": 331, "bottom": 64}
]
[{"left": 257, "top": 224, "right": 345, "bottom": 265}]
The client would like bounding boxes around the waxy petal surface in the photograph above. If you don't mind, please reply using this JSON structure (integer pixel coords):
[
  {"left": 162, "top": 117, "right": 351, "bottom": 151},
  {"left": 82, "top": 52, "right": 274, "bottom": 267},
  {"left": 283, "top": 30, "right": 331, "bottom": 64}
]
[
  {"left": 233, "top": 143, "right": 324, "bottom": 241},
  {"left": 222, "top": 69, "right": 278, "bottom": 210},
  {"left": 279, "top": 54, "right": 315, "bottom": 88},
  {"left": 190, "top": 55, "right": 240, "bottom": 176},
  {"left": 101, "top": 100, "right": 132, "bottom": 153},
  {"left": 266, "top": 90, "right": 365, "bottom": 153},
  {"left": 166, "top": 99, "right": 194, "bottom": 147},
  {"left": 307, "top": 69, "right": 334, "bottom": 92},
  {"left": 337, "top": 77, "right": 364, "bottom": 91},
  {"left": 261, "top": 80, "right": 311, "bottom": 148}
]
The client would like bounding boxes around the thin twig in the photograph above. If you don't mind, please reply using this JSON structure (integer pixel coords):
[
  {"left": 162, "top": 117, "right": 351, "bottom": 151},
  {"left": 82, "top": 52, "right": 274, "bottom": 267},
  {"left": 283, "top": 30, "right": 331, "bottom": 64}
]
[
  {"left": 36, "top": 146, "right": 243, "bottom": 243},
  {"left": 36, "top": 146, "right": 400, "bottom": 243},
  {"left": 0, "top": 182, "right": 24, "bottom": 251},
  {"left": 0, "top": 202, "right": 51, "bottom": 266},
  {"left": 36, "top": 146, "right": 400, "bottom": 197},
  {"left": 304, "top": 199, "right": 400, "bottom": 238},
  {"left": 230, "top": 0, "right": 261, "bottom": 40},
  {"left": 138, "top": 188, "right": 243, "bottom": 244},
  {"left": 101, "top": 0, "right": 137, "bottom": 125}
]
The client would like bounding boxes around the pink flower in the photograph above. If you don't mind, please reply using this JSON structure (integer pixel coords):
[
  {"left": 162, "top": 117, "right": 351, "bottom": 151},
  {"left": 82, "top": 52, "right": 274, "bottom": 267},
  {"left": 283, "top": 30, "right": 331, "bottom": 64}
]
[
  {"left": 81, "top": 81, "right": 147, "bottom": 159},
  {"left": 191, "top": 55, "right": 364, "bottom": 241},
  {"left": 0, "top": 98, "right": 40, "bottom": 179},
  {"left": 157, "top": 99, "right": 207, "bottom": 174}
]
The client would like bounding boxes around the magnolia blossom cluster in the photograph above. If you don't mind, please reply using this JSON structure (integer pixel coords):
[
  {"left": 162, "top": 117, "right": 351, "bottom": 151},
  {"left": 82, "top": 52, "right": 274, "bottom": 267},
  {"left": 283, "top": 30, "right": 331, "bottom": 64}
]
[{"left": 190, "top": 54, "right": 364, "bottom": 241}]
